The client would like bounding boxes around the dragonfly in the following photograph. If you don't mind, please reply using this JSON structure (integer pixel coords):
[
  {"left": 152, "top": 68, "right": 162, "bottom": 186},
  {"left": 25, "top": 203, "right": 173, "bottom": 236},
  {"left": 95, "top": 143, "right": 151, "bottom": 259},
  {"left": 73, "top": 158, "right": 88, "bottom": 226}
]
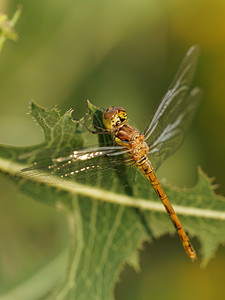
[{"left": 22, "top": 45, "right": 201, "bottom": 260}]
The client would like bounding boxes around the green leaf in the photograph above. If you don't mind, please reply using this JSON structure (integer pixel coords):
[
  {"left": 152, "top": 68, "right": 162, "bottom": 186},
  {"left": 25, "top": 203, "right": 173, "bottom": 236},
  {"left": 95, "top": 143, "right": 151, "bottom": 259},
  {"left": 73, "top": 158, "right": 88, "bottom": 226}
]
[{"left": 1, "top": 102, "right": 225, "bottom": 299}]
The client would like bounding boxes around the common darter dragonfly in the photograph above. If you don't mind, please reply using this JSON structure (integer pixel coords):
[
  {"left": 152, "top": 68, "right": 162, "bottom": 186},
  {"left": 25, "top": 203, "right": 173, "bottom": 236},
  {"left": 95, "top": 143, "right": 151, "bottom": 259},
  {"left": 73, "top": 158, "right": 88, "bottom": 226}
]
[{"left": 22, "top": 45, "right": 201, "bottom": 260}]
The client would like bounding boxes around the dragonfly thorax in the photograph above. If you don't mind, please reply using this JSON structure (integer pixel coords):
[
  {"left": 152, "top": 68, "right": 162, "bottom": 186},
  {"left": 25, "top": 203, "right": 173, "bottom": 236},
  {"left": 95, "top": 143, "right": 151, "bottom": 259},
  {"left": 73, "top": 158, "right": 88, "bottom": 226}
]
[
  {"left": 114, "top": 124, "right": 150, "bottom": 161},
  {"left": 103, "top": 106, "right": 127, "bottom": 130}
]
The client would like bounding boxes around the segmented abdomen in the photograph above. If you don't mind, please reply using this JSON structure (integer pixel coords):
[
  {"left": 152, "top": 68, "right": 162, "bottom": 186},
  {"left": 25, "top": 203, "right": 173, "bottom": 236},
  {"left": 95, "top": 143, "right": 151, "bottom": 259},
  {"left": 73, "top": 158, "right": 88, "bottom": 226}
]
[{"left": 136, "top": 156, "right": 196, "bottom": 260}]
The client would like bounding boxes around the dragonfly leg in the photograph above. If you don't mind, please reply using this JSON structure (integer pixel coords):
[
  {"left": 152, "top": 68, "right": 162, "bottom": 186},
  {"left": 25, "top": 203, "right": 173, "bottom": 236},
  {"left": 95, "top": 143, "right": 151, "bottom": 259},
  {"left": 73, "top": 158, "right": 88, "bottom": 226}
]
[
  {"left": 79, "top": 119, "right": 110, "bottom": 134},
  {"left": 90, "top": 110, "right": 109, "bottom": 132},
  {"left": 75, "top": 112, "right": 110, "bottom": 135}
]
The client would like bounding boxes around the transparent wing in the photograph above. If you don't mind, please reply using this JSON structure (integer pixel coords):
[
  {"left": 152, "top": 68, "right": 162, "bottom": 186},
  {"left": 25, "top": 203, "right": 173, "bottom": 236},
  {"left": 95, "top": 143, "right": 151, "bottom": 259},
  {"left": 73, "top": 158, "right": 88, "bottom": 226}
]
[
  {"left": 148, "top": 87, "right": 201, "bottom": 170},
  {"left": 19, "top": 145, "right": 134, "bottom": 180},
  {"left": 144, "top": 45, "right": 199, "bottom": 143}
]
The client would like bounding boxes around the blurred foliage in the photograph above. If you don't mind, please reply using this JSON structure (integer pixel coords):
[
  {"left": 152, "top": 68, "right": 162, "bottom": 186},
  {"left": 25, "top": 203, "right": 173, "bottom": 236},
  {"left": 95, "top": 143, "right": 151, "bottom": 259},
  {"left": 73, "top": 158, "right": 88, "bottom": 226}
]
[
  {"left": 0, "top": 6, "right": 21, "bottom": 51},
  {"left": 0, "top": 0, "right": 225, "bottom": 299}
]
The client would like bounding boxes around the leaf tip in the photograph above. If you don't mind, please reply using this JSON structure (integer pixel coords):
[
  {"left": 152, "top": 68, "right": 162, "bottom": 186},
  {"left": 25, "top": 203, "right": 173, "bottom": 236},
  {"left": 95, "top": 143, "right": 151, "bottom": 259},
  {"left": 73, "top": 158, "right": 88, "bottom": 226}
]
[
  {"left": 87, "top": 100, "right": 99, "bottom": 112},
  {"left": 65, "top": 108, "right": 74, "bottom": 117}
]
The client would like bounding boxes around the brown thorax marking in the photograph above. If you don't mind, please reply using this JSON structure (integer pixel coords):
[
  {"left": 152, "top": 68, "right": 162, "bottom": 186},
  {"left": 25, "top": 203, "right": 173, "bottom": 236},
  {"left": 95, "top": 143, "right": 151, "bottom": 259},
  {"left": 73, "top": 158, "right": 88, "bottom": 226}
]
[
  {"left": 115, "top": 124, "right": 149, "bottom": 161},
  {"left": 102, "top": 106, "right": 149, "bottom": 161}
]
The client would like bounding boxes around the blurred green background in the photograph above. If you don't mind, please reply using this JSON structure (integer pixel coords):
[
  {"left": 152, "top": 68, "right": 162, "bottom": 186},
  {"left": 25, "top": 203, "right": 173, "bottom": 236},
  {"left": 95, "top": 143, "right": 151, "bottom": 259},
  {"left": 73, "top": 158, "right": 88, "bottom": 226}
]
[{"left": 0, "top": 0, "right": 225, "bottom": 299}]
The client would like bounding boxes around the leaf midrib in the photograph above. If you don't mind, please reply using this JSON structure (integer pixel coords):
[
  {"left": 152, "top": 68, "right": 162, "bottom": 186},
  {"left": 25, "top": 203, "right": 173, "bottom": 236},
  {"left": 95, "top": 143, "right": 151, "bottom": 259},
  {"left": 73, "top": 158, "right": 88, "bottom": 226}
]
[{"left": 1, "top": 157, "right": 225, "bottom": 220}]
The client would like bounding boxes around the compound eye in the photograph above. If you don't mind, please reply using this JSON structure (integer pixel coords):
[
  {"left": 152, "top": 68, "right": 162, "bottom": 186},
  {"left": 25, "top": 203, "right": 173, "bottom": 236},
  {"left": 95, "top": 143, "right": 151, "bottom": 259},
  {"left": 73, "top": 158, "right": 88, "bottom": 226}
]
[
  {"left": 114, "top": 107, "right": 126, "bottom": 112},
  {"left": 104, "top": 109, "right": 116, "bottom": 120}
]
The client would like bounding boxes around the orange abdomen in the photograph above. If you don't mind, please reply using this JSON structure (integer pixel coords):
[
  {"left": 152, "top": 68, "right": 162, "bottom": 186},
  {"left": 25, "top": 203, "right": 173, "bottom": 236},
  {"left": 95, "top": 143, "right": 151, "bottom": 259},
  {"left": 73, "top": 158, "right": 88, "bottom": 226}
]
[{"left": 137, "top": 157, "right": 196, "bottom": 260}]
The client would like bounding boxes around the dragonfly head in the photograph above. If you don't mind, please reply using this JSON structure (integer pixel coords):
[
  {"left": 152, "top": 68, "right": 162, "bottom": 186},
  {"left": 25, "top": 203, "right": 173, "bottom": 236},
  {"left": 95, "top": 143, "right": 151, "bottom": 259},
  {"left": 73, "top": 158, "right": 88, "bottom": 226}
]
[{"left": 103, "top": 106, "right": 127, "bottom": 129}]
